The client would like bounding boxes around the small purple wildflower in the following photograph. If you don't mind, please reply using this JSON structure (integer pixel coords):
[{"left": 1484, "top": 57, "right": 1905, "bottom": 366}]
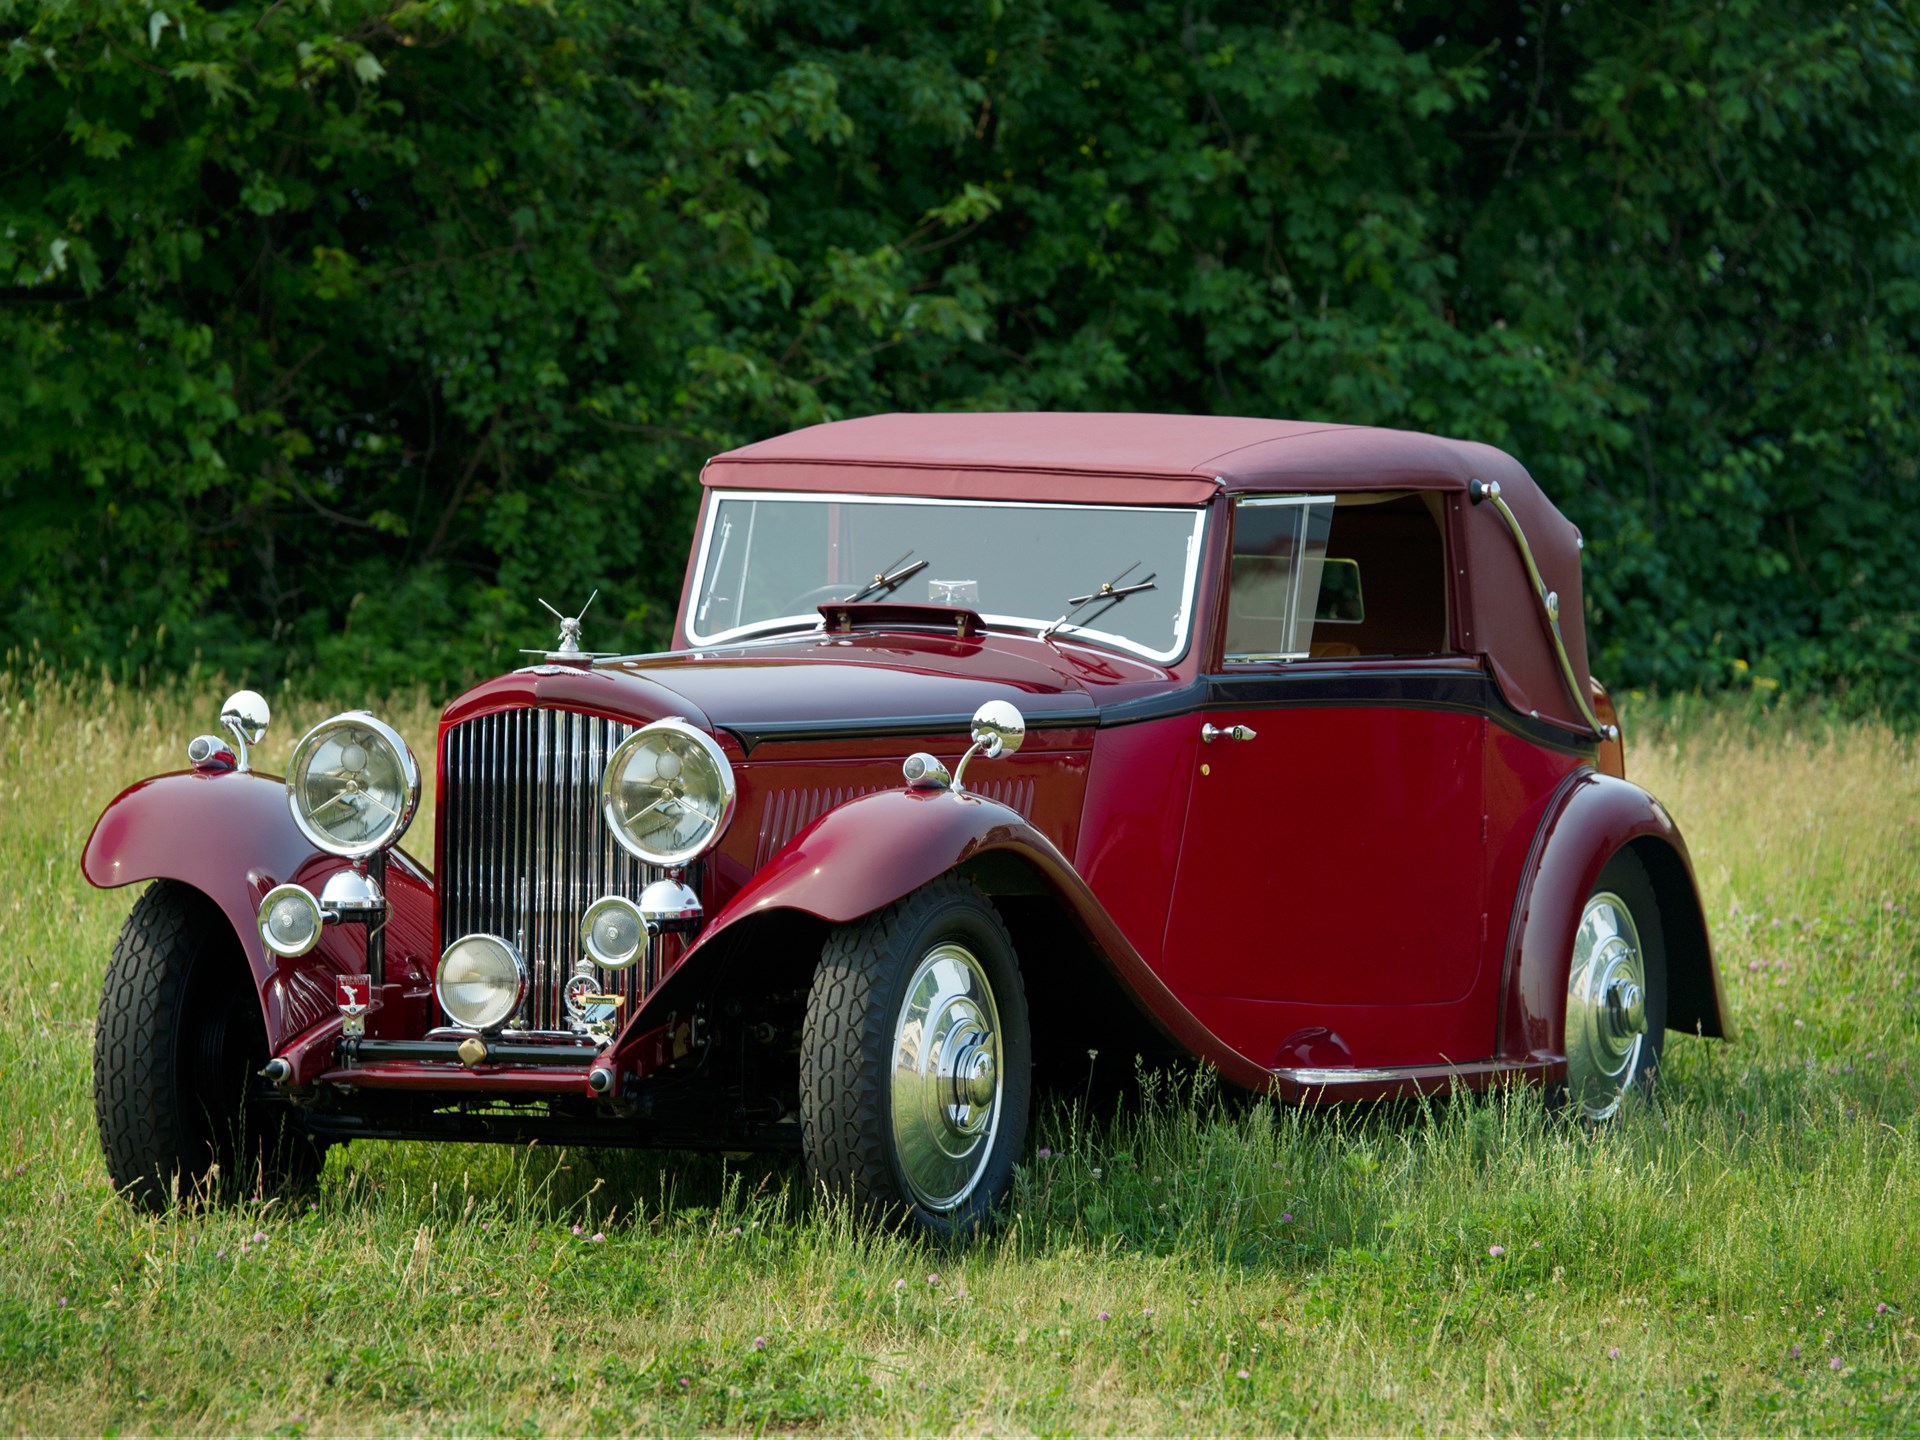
[
  {"left": 1279, "top": 1213, "right": 1293, "bottom": 1224},
  {"left": 1098, "top": 1311, "right": 1110, "bottom": 1322},
  {"left": 893, "top": 1279, "right": 907, "bottom": 1291},
  {"left": 677, "top": 1376, "right": 690, "bottom": 1388},
  {"left": 1236, "top": 1368, "right": 1250, "bottom": 1380},
  {"left": 753, "top": 1336, "right": 767, "bottom": 1351},
  {"left": 1608, "top": 1347, "right": 1620, "bottom": 1359},
  {"left": 1142, "top": 1306, "right": 1154, "bottom": 1317},
  {"left": 591, "top": 1232, "right": 606, "bottom": 1243},
  {"left": 1037, "top": 1147, "right": 1052, "bottom": 1159},
  {"left": 216, "top": 1249, "right": 227, "bottom": 1260},
  {"left": 57, "top": 1296, "right": 67, "bottom": 1308},
  {"left": 927, "top": 1272, "right": 940, "bottom": 1286},
  {"left": 730, "top": 1226, "right": 742, "bottom": 1236},
  {"left": 1790, "top": 1344, "right": 1801, "bottom": 1359},
  {"left": 1488, "top": 1245, "right": 1505, "bottom": 1258},
  {"left": 1830, "top": 1356, "right": 1844, "bottom": 1371},
  {"left": 1876, "top": 1302, "right": 1890, "bottom": 1314},
  {"left": 571, "top": 1223, "right": 583, "bottom": 1235},
  {"left": 252, "top": 1230, "right": 269, "bottom": 1244},
  {"left": 481, "top": 1221, "right": 490, "bottom": 1230}
]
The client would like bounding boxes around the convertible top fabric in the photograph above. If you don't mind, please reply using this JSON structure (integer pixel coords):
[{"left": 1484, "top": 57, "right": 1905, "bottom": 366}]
[{"left": 702, "top": 413, "right": 1593, "bottom": 737}]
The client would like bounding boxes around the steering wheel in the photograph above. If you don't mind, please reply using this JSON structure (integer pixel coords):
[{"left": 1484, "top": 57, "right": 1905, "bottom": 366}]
[{"left": 783, "top": 583, "right": 862, "bottom": 613}]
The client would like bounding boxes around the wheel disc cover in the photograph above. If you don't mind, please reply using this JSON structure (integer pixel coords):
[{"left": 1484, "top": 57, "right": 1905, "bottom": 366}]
[
  {"left": 1566, "top": 891, "right": 1648, "bottom": 1121},
  {"left": 890, "top": 942, "right": 1003, "bottom": 1211}
]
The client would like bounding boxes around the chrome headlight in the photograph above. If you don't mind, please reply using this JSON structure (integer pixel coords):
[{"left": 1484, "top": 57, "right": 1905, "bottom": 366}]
[
  {"left": 286, "top": 712, "right": 420, "bottom": 859},
  {"left": 435, "top": 934, "right": 527, "bottom": 1031},
  {"left": 601, "top": 718, "right": 736, "bottom": 866}
]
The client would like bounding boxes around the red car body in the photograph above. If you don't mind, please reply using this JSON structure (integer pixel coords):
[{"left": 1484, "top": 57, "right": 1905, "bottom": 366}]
[{"left": 85, "top": 413, "right": 1725, "bottom": 1195}]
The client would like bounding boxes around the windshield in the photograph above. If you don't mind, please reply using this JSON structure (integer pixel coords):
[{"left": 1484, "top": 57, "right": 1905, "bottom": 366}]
[{"left": 686, "top": 492, "right": 1208, "bottom": 661}]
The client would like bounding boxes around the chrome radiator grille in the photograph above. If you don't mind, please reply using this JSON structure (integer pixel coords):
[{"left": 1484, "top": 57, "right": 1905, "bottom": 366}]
[{"left": 440, "top": 707, "right": 657, "bottom": 1030}]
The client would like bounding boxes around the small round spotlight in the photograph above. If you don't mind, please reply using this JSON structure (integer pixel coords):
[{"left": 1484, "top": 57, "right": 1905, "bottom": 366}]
[
  {"left": 435, "top": 934, "right": 528, "bottom": 1032},
  {"left": 580, "top": 895, "right": 646, "bottom": 970},
  {"left": 258, "top": 884, "right": 323, "bottom": 959}
]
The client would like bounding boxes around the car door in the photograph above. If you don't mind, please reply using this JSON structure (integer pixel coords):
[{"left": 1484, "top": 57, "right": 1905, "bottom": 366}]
[{"left": 1159, "top": 492, "right": 1489, "bottom": 1069}]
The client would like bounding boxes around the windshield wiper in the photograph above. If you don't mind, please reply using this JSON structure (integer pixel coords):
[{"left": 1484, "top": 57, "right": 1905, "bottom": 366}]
[
  {"left": 846, "top": 551, "right": 931, "bottom": 603},
  {"left": 1040, "top": 562, "right": 1157, "bottom": 640}
]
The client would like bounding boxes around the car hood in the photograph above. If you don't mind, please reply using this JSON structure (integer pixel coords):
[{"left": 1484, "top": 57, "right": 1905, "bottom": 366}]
[{"left": 442, "top": 630, "right": 1180, "bottom": 750}]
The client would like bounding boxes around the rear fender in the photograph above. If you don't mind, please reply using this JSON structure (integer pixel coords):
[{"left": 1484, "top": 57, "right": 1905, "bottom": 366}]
[
  {"left": 609, "top": 787, "right": 1271, "bottom": 1089},
  {"left": 82, "top": 770, "right": 438, "bottom": 1053},
  {"left": 1500, "top": 770, "right": 1727, "bottom": 1066}
]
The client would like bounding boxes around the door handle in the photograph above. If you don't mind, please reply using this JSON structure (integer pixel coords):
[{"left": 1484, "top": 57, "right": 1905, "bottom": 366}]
[{"left": 1200, "top": 723, "right": 1258, "bottom": 744}]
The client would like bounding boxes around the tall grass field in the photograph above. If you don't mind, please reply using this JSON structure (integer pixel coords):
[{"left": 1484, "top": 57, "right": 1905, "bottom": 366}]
[{"left": 1, "top": 668, "right": 1915, "bottom": 1433}]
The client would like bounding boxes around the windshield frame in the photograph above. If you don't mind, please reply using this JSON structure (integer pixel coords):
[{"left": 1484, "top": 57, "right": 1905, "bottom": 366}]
[{"left": 683, "top": 489, "right": 1211, "bottom": 663}]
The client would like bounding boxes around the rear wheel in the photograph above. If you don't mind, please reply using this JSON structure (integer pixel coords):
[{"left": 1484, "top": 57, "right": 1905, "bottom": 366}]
[
  {"left": 801, "top": 876, "right": 1030, "bottom": 1241},
  {"left": 93, "top": 881, "right": 326, "bottom": 1209},
  {"left": 1564, "top": 850, "right": 1667, "bottom": 1121}
]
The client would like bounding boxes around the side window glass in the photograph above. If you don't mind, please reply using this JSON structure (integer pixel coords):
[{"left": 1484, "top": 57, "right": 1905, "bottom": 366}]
[
  {"left": 1225, "top": 491, "right": 1451, "bottom": 662},
  {"left": 1223, "top": 496, "right": 1334, "bottom": 661}
]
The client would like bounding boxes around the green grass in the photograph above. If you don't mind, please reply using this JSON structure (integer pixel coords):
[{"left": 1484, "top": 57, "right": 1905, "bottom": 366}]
[{"left": 1, "top": 665, "right": 1916, "bottom": 1434}]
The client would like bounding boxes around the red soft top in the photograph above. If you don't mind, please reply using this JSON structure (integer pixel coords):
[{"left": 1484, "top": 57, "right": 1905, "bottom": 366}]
[{"left": 701, "top": 413, "right": 1596, "bottom": 741}]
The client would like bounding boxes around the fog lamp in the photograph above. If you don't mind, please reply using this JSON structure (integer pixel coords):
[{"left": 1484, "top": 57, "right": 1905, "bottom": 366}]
[
  {"left": 580, "top": 895, "right": 646, "bottom": 970},
  {"left": 258, "top": 883, "right": 323, "bottom": 959},
  {"left": 435, "top": 934, "right": 528, "bottom": 1032}
]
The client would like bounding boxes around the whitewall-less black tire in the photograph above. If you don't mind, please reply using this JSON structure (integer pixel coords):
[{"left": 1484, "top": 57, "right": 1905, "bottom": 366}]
[{"left": 93, "top": 881, "right": 325, "bottom": 1208}]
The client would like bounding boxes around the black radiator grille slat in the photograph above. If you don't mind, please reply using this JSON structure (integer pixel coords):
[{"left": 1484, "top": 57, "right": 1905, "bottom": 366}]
[{"left": 440, "top": 707, "right": 655, "bottom": 1030}]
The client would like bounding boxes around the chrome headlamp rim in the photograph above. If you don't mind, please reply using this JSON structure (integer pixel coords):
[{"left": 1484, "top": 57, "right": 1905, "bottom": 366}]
[
  {"left": 580, "top": 894, "right": 647, "bottom": 970},
  {"left": 599, "top": 717, "right": 737, "bottom": 867},
  {"left": 434, "top": 932, "right": 529, "bottom": 1034},
  {"left": 258, "top": 882, "right": 324, "bottom": 960},
  {"left": 285, "top": 711, "right": 421, "bottom": 860}
]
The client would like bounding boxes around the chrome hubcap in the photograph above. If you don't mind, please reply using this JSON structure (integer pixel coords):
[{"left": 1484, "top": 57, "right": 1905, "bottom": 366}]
[
  {"left": 1566, "top": 891, "right": 1648, "bottom": 1121},
  {"left": 890, "top": 942, "right": 1003, "bottom": 1211}
]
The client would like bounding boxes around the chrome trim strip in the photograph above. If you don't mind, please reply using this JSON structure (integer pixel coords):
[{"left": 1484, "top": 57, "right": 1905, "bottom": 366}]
[
  {"left": 1469, "top": 478, "right": 1618, "bottom": 742},
  {"left": 1274, "top": 1059, "right": 1537, "bottom": 1088}
]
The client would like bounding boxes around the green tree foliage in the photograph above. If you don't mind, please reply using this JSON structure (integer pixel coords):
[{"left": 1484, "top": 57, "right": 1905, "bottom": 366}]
[{"left": 4, "top": 0, "right": 1916, "bottom": 702}]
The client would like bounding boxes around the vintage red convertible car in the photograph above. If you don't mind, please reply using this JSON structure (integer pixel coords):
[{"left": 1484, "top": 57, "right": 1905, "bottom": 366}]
[{"left": 85, "top": 413, "right": 1725, "bottom": 1237}]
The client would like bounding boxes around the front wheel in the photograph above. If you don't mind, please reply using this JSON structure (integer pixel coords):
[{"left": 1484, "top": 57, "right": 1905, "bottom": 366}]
[
  {"left": 1564, "top": 849, "right": 1668, "bottom": 1122},
  {"left": 93, "top": 880, "right": 325, "bottom": 1208},
  {"left": 801, "top": 876, "right": 1030, "bottom": 1241}
]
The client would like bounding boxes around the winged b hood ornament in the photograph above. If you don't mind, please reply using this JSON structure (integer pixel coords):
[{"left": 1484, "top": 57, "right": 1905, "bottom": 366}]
[{"left": 518, "top": 589, "right": 617, "bottom": 667}]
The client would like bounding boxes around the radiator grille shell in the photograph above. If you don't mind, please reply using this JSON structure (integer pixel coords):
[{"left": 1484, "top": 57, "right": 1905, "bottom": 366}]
[{"left": 439, "top": 707, "right": 658, "bottom": 1030}]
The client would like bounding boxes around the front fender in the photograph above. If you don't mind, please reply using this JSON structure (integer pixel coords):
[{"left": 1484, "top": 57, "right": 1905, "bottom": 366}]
[
  {"left": 1501, "top": 770, "right": 1726, "bottom": 1065},
  {"left": 83, "top": 770, "right": 438, "bottom": 1053},
  {"left": 612, "top": 787, "right": 1273, "bottom": 1090}
]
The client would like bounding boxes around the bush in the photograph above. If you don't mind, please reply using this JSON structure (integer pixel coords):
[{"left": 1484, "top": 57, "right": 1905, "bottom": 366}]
[{"left": 4, "top": 1, "right": 1916, "bottom": 705}]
